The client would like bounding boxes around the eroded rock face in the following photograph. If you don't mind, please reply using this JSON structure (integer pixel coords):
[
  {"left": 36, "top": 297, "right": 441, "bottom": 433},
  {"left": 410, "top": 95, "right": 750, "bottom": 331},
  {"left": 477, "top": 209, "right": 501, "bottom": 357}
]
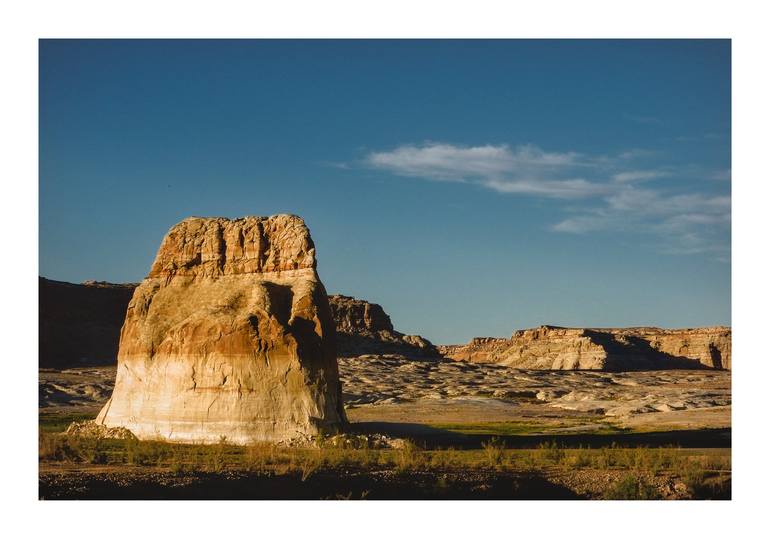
[
  {"left": 439, "top": 325, "right": 731, "bottom": 370},
  {"left": 329, "top": 295, "right": 394, "bottom": 333},
  {"left": 96, "top": 215, "right": 346, "bottom": 444},
  {"left": 328, "top": 295, "right": 439, "bottom": 358}
]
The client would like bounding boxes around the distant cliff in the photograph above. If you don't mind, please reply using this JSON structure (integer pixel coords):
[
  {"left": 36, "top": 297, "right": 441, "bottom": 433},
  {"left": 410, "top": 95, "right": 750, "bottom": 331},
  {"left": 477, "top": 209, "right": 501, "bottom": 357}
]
[
  {"left": 328, "top": 295, "right": 440, "bottom": 358},
  {"left": 39, "top": 277, "right": 137, "bottom": 368},
  {"left": 438, "top": 325, "right": 731, "bottom": 370}
]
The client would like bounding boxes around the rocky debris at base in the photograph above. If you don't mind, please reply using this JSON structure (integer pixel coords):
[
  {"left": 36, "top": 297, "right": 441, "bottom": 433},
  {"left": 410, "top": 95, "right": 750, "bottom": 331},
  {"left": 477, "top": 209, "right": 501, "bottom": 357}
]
[
  {"left": 65, "top": 420, "right": 137, "bottom": 440},
  {"left": 323, "top": 433, "right": 407, "bottom": 450}
]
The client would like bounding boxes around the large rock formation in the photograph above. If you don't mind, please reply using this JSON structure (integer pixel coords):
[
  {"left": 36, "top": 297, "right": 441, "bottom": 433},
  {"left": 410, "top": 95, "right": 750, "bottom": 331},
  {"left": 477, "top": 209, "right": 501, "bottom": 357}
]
[
  {"left": 39, "top": 277, "right": 137, "bottom": 368},
  {"left": 328, "top": 294, "right": 440, "bottom": 358},
  {"left": 438, "top": 325, "right": 731, "bottom": 370},
  {"left": 96, "top": 215, "right": 346, "bottom": 444}
]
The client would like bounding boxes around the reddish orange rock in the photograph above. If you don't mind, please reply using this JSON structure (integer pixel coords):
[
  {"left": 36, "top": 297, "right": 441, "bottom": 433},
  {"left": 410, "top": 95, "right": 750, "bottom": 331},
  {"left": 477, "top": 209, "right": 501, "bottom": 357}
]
[{"left": 96, "top": 215, "right": 346, "bottom": 444}]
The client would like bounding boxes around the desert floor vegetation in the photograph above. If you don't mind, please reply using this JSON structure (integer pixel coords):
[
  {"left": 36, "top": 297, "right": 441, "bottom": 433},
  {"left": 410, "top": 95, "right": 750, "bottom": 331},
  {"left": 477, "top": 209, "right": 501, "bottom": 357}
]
[{"left": 39, "top": 422, "right": 730, "bottom": 500}]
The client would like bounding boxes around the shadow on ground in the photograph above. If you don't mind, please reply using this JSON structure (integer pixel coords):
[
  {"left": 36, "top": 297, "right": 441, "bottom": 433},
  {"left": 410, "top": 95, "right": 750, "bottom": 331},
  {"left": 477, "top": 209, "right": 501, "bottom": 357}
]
[
  {"left": 39, "top": 468, "right": 581, "bottom": 500},
  {"left": 350, "top": 422, "right": 732, "bottom": 449}
]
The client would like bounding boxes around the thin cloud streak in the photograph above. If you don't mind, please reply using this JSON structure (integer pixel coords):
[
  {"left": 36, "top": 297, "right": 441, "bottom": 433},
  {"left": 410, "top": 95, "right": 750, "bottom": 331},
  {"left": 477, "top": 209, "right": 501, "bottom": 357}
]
[
  {"left": 552, "top": 187, "right": 731, "bottom": 255},
  {"left": 361, "top": 142, "right": 730, "bottom": 257},
  {"left": 482, "top": 178, "right": 613, "bottom": 198},
  {"left": 612, "top": 170, "right": 668, "bottom": 183}
]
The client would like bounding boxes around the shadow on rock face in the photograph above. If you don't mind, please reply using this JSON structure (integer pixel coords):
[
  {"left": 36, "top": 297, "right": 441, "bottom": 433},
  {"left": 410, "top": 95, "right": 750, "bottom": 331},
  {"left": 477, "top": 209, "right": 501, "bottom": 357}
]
[
  {"left": 586, "top": 330, "right": 713, "bottom": 371},
  {"left": 261, "top": 282, "right": 294, "bottom": 327}
]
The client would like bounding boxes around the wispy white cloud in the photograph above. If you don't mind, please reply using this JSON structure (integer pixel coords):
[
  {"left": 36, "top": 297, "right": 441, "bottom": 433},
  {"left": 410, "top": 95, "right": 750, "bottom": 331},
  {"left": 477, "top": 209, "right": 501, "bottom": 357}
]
[
  {"left": 366, "top": 143, "right": 607, "bottom": 199},
  {"left": 359, "top": 141, "right": 730, "bottom": 257},
  {"left": 366, "top": 143, "right": 585, "bottom": 185},
  {"left": 617, "top": 148, "right": 658, "bottom": 160},
  {"left": 612, "top": 170, "right": 668, "bottom": 183},
  {"left": 481, "top": 178, "right": 612, "bottom": 198},
  {"left": 553, "top": 187, "right": 731, "bottom": 255}
]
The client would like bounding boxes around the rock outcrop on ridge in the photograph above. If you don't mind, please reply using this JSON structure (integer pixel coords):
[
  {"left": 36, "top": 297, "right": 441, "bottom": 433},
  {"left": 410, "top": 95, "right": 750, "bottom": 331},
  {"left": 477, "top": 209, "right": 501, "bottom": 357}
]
[
  {"left": 438, "top": 325, "right": 731, "bottom": 370},
  {"left": 39, "top": 277, "right": 137, "bottom": 368},
  {"left": 328, "top": 295, "right": 440, "bottom": 358},
  {"left": 95, "top": 215, "right": 346, "bottom": 444}
]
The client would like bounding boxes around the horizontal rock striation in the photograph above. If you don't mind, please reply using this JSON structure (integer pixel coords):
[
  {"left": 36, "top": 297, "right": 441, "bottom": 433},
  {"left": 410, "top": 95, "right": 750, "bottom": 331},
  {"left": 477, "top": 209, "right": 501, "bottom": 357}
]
[
  {"left": 329, "top": 295, "right": 440, "bottom": 358},
  {"left": 39, "top": 277, "right": 137, "bottom": 368},
  {"left": 439, "top": 325, "right": 731, "bottom": 370},
  {"left": 96, "top": 215, "right": 346, "bottom": 444}
]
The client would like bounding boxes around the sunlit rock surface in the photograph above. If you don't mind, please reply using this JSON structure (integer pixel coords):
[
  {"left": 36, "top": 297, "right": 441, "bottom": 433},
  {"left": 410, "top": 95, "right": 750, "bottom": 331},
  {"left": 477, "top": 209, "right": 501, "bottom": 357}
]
[
  {"left": 96, "top": 215, "right": 346, "bottom": 444},
  {"left": 439, "top": 325, "right": 731, "bottom": 370}
]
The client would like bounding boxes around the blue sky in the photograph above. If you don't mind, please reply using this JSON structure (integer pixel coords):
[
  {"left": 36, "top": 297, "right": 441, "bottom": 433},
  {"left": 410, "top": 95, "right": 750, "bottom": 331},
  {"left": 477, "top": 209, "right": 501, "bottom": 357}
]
[{"left": 39, "top": 39, "right": 731, "bottom": 343}]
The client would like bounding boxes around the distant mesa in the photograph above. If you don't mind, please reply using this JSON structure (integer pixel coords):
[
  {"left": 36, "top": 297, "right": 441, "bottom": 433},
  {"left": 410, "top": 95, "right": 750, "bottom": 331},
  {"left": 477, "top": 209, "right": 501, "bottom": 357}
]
[
  {"left": 39, "top": 277, "right": 137, "bottom": 369},
  {"left": 329, "top": 294, "right": 440, "bottom": 359},
  {"left": 438, "top": 325, "right": 731, "bottom": 370},
  {"left": 95, "top": 215, "right": 346, "bottom": 444}
]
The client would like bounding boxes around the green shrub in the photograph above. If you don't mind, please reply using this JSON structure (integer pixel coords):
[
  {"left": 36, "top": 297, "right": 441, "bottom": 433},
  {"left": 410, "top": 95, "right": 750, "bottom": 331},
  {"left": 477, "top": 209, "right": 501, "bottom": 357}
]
[
  {"left": 537, "top": 440, "right": 566, "bottom": 465},
  {"left": 682, "top": 461, "right": 706, "bottom": 497},
  {"left": 206, "top": 437, "right": 228, "bottom": 472},
  {"left": 481, "top": 437, "right": 506, "bottom": 468},
  {"left": 570, "top": 447, "right": 592, "bottom": 468},
  {"left": 396, "top": 440, "right": 423, "bottom": 471},
  {"left": 604, "top": 474, "right": 660, "bottom": 500},
  {"left": 39, "top": 433, "right": 79, "bottom": 462}
]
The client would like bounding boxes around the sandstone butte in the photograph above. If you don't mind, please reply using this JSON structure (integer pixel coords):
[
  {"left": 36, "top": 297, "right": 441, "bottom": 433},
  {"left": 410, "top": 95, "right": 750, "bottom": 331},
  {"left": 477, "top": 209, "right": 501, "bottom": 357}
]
[
  {"left": 328, "top": 294, "right": 440, "bottom": 358},
  {"left": 438, "top": 325, "right": 731, "bottom": 371},
  {"left": 95, "top": 215, "right": 346, "bottom": 444}
]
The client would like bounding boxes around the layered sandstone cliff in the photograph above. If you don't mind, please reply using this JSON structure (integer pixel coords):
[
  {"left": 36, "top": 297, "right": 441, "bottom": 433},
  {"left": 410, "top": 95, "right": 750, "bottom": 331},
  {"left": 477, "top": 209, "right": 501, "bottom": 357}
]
[
  {"left": 328, "top": 295, "right": 440, "bottom": 358},
  {"left": 96, "top": 215, "right": 346, "bottom": 444},
  {"left": 439, "top": 325, "right": 731, "bottom": 370},
  {"left": 39, "top": 278, "right": 137, "bottom": 368}
]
